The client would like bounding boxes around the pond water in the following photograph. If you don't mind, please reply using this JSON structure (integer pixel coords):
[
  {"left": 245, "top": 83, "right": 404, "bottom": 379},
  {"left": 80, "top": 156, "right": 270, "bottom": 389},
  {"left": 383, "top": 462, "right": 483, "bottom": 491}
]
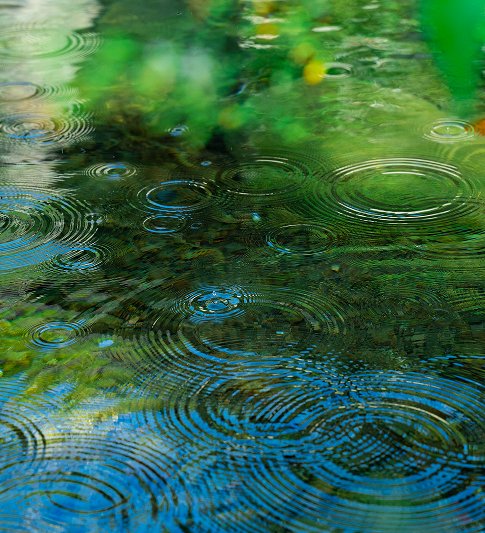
[{"left": 0, "top": 0, "right": 484, "bottom": 531}]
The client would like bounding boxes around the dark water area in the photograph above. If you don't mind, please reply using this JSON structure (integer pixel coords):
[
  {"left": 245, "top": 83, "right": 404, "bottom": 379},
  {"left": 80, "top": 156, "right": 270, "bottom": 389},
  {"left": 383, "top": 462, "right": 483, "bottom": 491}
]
[{"left": 0, "top": 0, "right": 484, "bottom": 531}]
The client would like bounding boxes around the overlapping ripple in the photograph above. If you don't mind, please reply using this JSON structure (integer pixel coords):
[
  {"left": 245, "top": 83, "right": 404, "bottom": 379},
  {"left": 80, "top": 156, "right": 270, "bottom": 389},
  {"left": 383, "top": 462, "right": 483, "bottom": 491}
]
[
  {"left": 0, "top": 25, "right": 100, "bottom": 62},
  {"left": 0, "top": 109, "right": 93, "bottom": 147},
  {"left": 173, "top": 285, "right": 246, "bottom": 321},
  {"left": 0, "top": 82, "right": 77, "bottom": 105},
  {"left": 0, "top": 185, "right": 96, "bottom": 272},
  {"left": 0, "top": 378, "right": 49, "bottom": 468},
  {"left": 299, "top": 157, "right": 480, "bottom": 234},
  {"left": 0, "top": 514, "right": 29, "bottom": 532},
  {"left": 217, "top": 370, "right": 485, "bottom": 531},
  {"left": 0, "top": 6, "right": 482, "bottom": 528},
  {"left": 146, "top": 369, "right": 347, "bottom": 455},
  {"left": 0, "top": 81, "right": 38, "bottom": 103},
  {"left": 412, "top": 227, "right": 485, "bottom": 263},
  {"left": 0, "top": 428, "right": 182, "bottom": 531},
  {"left": 174, "top": 286, "right": 345, "bottom": 361},
  {"left": 125, "top": 362, "right": 484, "bottom": 532},
  {"left": 50, "top": 244, "right": 109, "bottom": 273},
  {"left": 115, "top": 284, "right": 347, "bottom": 379},
  {"left": 215, "top": 150, "right": 325, "bottom": 204}
]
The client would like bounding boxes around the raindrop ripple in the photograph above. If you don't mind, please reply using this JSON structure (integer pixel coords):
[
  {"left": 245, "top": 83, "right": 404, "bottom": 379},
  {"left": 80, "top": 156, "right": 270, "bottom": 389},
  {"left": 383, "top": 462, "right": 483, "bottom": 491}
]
[
  {"left": 0, "top": 185, "right": 97, "bottom": 272},
  {"left": 0, "top": 25, "right": 99, "bottom": 62},
  {"left": 116, "top": 285, "right": 348, "bottom": 379},
  {"left": 224, "top": 370, "right": 484, "bottom": 531},
  {"left": 0, "top": 109, "right": 93, "bottom": 147},
  {"left": 215, "top": 150, "right": 325, "bottom": 202},
  {"left": 424, "top": 119, "right": 475, "bottom": 143},
  {"left": 300, "top": 158, "right": 480, "bottom": 233}
]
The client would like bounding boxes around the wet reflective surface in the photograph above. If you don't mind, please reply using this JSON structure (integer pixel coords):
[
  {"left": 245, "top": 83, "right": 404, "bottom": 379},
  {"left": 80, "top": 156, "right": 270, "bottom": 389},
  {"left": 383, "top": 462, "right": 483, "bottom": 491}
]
[{"left": 0, "top": 0, "right": 484, "bottom": 531}]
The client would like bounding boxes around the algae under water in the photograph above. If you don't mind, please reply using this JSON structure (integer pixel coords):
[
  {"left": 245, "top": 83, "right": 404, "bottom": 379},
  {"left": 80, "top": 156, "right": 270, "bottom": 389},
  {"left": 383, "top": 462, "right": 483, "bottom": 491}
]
[{"left": 0, "top": 0, "right": 484, "bottom": 531}]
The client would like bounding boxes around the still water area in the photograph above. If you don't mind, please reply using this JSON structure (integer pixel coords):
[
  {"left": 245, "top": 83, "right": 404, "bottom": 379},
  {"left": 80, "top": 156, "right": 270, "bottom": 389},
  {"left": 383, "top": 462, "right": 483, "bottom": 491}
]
[{"left": 0, "top": 0, "right": 484, "bottom": 531}]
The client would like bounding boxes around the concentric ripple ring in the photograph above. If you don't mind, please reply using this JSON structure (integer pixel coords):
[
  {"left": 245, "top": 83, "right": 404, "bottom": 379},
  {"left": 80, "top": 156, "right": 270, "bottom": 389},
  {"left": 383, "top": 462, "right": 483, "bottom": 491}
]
[
  {"left": 0, "top": 26, "right": 99, "bottom": 62},
  {"left": 230, "top": 370, "right": 485, "bottom": 531},
  {"left": 301, "top": 158, "right": 479, "bottom": 232},
  {"left": 266, "top": 223, "right": 341, "bottom": 256},
  {"left": 28, "top": 320, "right": 88, "bottom": 350},
  {"left": 424, "top": 119, "right": 475, "bottom": 143},
  {"left": 215, "top": 151, "right": 324, "bottom": 201},
  {"left": 138, "top": 179, "right": 213, "bottom": 214},
  {"left": 0, "top": 110, "right": 93, "bottom": 146},
  {"left": 0, "top": 186, "right": 96, "bottom": 272}
]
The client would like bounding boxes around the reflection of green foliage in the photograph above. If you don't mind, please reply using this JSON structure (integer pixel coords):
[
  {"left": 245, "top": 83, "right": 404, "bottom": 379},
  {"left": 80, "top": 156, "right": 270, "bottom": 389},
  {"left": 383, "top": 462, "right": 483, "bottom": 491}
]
[
  {"left": 3, "top": 0, "right": 484, "bottom": 409},
  {"left": 77, "top": 0, "right": 452, "bottom": 150},
  {"left": 0, "top": 303, "right": 132, "bottom": 403},
  {"left": 0, "top": 235, "right": 481, "bottom": 406},
  {"left": 75, "top": 0, "right": 485, "bottom": 152},
  {"left": 420, "top": 0, "right": 485, "bottom": 114}
]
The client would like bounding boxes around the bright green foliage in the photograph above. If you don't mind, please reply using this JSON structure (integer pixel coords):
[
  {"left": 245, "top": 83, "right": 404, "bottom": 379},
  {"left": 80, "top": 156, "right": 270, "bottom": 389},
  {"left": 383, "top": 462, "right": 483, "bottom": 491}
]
[
  {"left": 0, "top": 303, "right": 132, "bottom": 403},
  {"left": 77, "top": 0, "right": 433, "bottom": 150},
  {"left": 420, "top": 0, "right": 485, "bottom": 114},
  {"left": 3, "top": 0, "right": 484, "bottom": 409}
]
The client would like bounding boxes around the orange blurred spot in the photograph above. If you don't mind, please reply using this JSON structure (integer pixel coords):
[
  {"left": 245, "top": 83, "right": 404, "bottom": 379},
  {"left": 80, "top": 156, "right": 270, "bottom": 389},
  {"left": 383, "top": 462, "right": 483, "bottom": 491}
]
[{"left": 472, "top": 118, "right": 485, "bottom": 135}]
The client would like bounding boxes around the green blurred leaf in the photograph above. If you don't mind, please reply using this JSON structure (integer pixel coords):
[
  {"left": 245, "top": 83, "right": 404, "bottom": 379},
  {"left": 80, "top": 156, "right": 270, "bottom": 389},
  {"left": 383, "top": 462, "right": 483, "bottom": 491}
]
[{"left": 420, "top": 0, "right": 485, "bottom": 114}]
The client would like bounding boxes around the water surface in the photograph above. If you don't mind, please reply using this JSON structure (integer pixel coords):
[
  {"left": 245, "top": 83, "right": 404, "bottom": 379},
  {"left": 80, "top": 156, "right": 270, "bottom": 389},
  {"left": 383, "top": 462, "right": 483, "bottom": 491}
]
[{"left": 0, "top": 0, "right": 484, "bottom": 531}]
